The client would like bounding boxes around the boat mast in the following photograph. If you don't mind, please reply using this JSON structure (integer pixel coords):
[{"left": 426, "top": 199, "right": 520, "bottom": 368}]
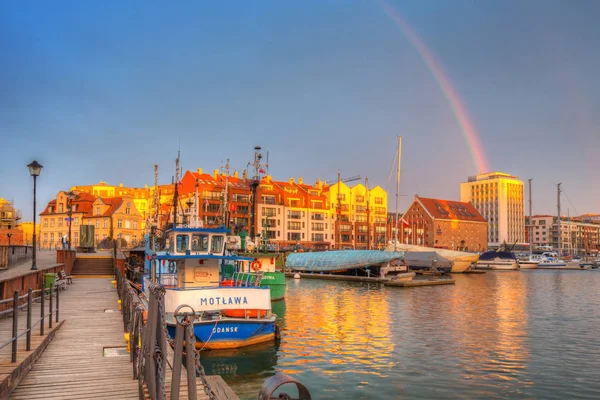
[
  {"left": 152, "top": 163, "right": 159, "bottom": 230},
  {"left": 337, "top": 169, "right": 341, "bottom": 250},
  {"left": 366, "top": 176, "right": 370, "bottom": 250},
  {"left": 557, "top": 183, "right": 561, "bottom": 255},
  {"left": 395, "top": 136, "right": 402, "bottom": 251},
  {"left": 194, "top": 178, "right": 199, "bottom": 228},
  {"left": 172, "top": 150, "right": 180, "bottom": 229},
  {"left": 249, "top": 146, "right": 265, "bottom": 241},
  {"left": 528, "top": 178, "right": 532, "bottom": 257},
  {"left": 222, "top": 159, "right": 230, "bottom": 228}
]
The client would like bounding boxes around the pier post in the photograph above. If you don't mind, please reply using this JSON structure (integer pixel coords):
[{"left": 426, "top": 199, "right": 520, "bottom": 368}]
[
  {"left": 170, "top": 322, "right": 185, "bottom": 400},
  {"left": 11, "top": 290, "right": 19, "bottom": 363},
  {"left": 56, "top": 286, "right": 60, "bottom": 323},
  {"left": 26, "top": 288, "right": 32, "bottom": 351},
  {"left": 40, "top": 288, "right": 45, "bottom": 336},
  {"left": 48, "top": 287, "right": 53, "bottom": 329}
]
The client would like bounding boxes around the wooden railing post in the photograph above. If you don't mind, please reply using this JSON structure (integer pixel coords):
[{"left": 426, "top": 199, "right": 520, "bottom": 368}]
[
  {"left": 26, "top": 288, "right": 32, "bottom": 351},
  {"left": 170, "top": 321, "right": 185, "bottom": 400},
  {"left": 11, "top": 290, "right": 19, "bottom": 363},
  {"left": 40, "top": 288, "right": 45, "bottom": 336},
  {"left": 48, "top": 286, "right": 53, "bottom": 329},
  {"left": 184, "top": 322, "right": 197, "bottom": 400}
]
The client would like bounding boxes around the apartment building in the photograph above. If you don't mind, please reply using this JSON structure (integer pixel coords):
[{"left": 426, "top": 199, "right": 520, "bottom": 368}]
[
  {"left": 528, "top": 215, "right": 600, "bottom": 255},
  {"left": 460, "top": 172, "right": 525, "bottom": 248}
]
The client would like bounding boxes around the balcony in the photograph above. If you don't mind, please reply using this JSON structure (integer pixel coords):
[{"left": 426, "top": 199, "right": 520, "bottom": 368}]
[
  {"left": 311, "top": 214, "right": 325, "bottom": 221},
  {"left": 262, "top": 197, "right": 276, "bottom": 205},
  {"left": 288, "top": 212, "right": 302, "bottom": 220}
]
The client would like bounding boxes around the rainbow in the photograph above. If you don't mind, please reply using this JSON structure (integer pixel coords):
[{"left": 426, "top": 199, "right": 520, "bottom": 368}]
[{"left": 377, "top": 0, "right": 489, "bottom": 174}]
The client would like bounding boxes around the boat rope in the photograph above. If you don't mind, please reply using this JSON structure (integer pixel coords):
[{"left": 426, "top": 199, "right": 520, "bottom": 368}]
[{"left": 198, "top": 319, "right": 219, "bottom": 352}]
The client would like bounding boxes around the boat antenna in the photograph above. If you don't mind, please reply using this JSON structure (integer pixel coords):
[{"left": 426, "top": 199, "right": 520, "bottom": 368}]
[
  {"left": 249, "top": 146, "right": 266, "bottom": 241},
  {"left": 222, "top": 159, "right": 230, "bottom": 228}
]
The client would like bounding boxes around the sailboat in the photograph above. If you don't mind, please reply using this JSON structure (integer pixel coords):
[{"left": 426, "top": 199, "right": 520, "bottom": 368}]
[
  {"left": 384, "top": 136, "right": 478, "bottom": 273},
  {"left": 538, "top": 183, "right": 567, "bottom": 268},
  {"left": 519, "top": 179, "right": 539, "bottom": 269}
]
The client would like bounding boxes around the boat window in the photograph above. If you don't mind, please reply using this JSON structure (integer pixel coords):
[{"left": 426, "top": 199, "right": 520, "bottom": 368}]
[
  {"left": 211, "top": 235, "right": 224, "bottom": 253},
  {"left": 176, "top": 235, "right": 189, "bottom": 253},
  {"left": 191, "top": 234, "right": 209, "bottom": 252}
]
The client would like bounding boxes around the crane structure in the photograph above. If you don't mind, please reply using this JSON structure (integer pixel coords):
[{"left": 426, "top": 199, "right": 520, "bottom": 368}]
[{"left": 325, "top": 175, "right": 361, "bottom": 186}]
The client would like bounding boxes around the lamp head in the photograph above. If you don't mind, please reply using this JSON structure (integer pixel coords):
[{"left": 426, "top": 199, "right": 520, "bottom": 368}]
[{"left": 27, "top": 160, "right": 43, "bottom": 177}]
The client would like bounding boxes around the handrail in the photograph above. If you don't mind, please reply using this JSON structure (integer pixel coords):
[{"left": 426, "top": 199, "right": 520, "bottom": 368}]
[
  {"left": 0, "top": 286, "right": 61, "bottom": 362},
  {"left": 114, "top": 264, "right": 310, "bottom": 400}
]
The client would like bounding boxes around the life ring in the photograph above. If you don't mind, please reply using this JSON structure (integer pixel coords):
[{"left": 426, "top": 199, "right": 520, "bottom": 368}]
[{"left": 251, "top": 259, "right": 262, "bottom": 272}]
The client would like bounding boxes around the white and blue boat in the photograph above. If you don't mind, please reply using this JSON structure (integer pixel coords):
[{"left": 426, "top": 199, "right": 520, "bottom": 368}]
[{"left": 142, "top": 227, "right": 277, "bottom": 350}]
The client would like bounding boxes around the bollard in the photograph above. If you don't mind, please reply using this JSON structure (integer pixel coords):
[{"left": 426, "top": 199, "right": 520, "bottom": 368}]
[
  {"left": 26, "top": 288, "right": 32, "bottom": 351},
  {"left": 12, "top": 290, "right": 19, "bottom": 363},
  {"left": 124, "top": 333, "right": 131, "bottom": 353},
  {"left": 118, "top": 299, "right": 122, "bottom": 311}
]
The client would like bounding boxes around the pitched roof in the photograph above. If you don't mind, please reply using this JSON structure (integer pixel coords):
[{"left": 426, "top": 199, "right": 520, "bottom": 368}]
[
  {"left": 85, "top": 197, "right": 123, "bottom": 218},
  {"left": 416, "top": 196, "right": 486, "bottom": 222}
]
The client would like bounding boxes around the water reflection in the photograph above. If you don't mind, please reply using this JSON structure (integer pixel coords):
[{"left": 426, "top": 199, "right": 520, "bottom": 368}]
[{"left": 221, "top": 272, "right": 600, "bottom": 400}]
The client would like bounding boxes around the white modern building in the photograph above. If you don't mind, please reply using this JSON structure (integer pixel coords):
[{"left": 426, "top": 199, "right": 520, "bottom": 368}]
[
  {"left": 528, "top": 215, "right": 600, "bottom": 255},
  {"left": 460, "top": 172, "right": 525, "bottom": 248}
]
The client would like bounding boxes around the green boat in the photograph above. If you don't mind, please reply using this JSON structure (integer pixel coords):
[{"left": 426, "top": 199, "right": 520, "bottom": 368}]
[{"left": 241, "top": 253, "right": 286, "bottom": 301}]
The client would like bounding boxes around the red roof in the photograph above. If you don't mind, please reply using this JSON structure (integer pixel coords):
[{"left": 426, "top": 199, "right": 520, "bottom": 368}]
[
  {"left": 416, "top": 196, "right": 486, "bottom": 222},
  {"left": 85, "top": 197, "right": 123, "bottom": 218}
]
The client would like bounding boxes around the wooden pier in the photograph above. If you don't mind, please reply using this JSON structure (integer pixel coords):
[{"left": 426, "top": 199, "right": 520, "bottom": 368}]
[{"left": 3, "top": 276, "right": 237, "bottom": 399}]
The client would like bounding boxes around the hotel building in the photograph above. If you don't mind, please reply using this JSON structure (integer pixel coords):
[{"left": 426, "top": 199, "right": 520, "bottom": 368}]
[
  {"left": 527, "top": 215, "right": 600, "bottom": 255},
  {"left": 460, "top": 172, "right": 525, "bottom": 248}
]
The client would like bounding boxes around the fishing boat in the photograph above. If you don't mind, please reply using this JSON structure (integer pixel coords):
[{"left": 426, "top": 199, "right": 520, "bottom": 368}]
[
  {"left": 474, "top": 251, "right": 520, "bottom": 270},
  {"left": 143, "top": 226, "right": 278, "bottom": 350},
  {"left": 141, "top": 152, "right": 277, "bottom": 350},
  {"left": 235, "top": 252, "right": 286, "bottom": 301},
  {"left": 286, "top": 250, "right": 410, "bottom": 280}
]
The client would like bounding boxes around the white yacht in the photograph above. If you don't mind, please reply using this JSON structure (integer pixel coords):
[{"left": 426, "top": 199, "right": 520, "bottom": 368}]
[{"left": 475, "top": 251, "right": 519, "bottom": 270}]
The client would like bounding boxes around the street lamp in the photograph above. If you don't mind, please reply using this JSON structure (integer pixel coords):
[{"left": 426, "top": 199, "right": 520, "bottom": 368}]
[
  {"left": 27, "top": 160, "right": 43, "bottom": 270},
  {"left": 6, "top": 233, "right": 12, "bottom": 247},
  {"left": 67, "top": 191, "right": 75, "bottom": 250}
]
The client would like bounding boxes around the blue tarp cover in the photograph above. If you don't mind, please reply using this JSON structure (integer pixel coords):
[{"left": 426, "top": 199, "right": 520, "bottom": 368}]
[{"left": 286, "top": 250, "right": 405, "bottom": 272}]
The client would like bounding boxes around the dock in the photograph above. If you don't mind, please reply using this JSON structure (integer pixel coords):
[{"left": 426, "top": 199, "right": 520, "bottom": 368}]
[
  {"left": 285, "top": 272, "right": 455, "bottom": 287},
  {"left": 0, "top": 251, "right": 240, "bottom": 400}
]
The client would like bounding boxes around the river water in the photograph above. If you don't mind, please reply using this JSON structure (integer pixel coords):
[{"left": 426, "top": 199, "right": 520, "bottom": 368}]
[{"left": 201, "top": 271, "right": 600, "bottom": 399}]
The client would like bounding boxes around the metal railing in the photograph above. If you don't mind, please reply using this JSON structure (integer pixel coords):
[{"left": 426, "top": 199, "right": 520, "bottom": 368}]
[
  {"left": 0, "top": 286, "right": 60, "bottom": 362},
  {"left": 114, "top": 265, "right": 311, "bottom": 400}
]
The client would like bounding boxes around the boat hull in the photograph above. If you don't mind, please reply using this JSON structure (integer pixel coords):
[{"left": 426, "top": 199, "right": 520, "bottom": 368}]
[
  {"left": 475, "top": 261, "right": 519, "bottom": 270},
  {"left": 167, "top": 318, "right": 276, "bottom": 350},
  {"left": 451, "top": 260, "right": 473, "bottom": 273},
  {"left": 519, "top": 262, "right": 538, "bottom": 269},
  {"left": 260, "top": 272, "right": 286, "bottom": 301}
]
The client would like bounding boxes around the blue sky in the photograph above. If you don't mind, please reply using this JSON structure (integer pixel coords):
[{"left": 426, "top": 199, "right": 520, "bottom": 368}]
[{"left": 1, "top": 1, "right": 599, "bottom": 220}]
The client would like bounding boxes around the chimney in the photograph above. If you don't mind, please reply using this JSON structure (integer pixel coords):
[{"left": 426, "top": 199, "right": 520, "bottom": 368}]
[
  {"left": 315, "top": 179, "right": 322, "bottom": 190},
  {"left": 288, "top": 177, "right": 295, "bottom": 184},
  {"left": 298, "top": 176, "right": 303, "bottom": 185},
  {"left": 213, "top": 169, "right": 219, "bottom": 180},
  {"left": 233, "top": 171, "right": 239, "bottom": 178},
  {"left": 266, "top": 175, "right": 272, "bottom": 183},
  {"left": 242, "top": 169, "right": 248, "bottom": 180},
  {"left": 197, "top": 168, "right": 203, "bottom": 175}
]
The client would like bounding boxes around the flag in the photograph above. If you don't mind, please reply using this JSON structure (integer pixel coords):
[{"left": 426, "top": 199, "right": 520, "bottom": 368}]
[
  {"left": 259, "top": 168, "right": 266, "bottom": 174},
  {"left": 230, "top": 204, "right": 237, "bottom": 212},
  {"left": 400, "top": 217, "right": 409, "bottom": 226}
]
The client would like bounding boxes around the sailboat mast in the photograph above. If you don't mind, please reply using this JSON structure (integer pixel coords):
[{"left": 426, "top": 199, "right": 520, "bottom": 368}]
[
  {"left": 194, "top": 178, "right": 199, "bottom": 228},
  {"left": 366, "top": 177, "right": 370, "bottom": 250},
  {"left": 223, "top": 159, "right": 230, "bottom": 228},
  {"left": 557, "top": 183, "right": 562, "bottom": 255},
  {"left": 337, "top": 169, "right": 341, "bottom": 250},
  {"left": 528, "top": 179, "right": 532, "bottom": 256},
  {"left": 395, "top": 136, "right": 402, "bottom": 251}
]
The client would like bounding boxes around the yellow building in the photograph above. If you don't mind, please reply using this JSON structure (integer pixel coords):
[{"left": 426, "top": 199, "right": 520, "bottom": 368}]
[
  {"left": 324, "top": 181, "right": 388, "bottom": 249},
  {"left": 71, "top": 181, "right": 152, "bottom": 230},
  {"left": 19, "top": 221, "right": 40, "bottom": 246},
  {"left": 83, "top": 195, "right": 144, "bottom": 247}
]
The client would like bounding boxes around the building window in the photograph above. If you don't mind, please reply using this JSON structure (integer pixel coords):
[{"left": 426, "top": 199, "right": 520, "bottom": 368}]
[
  {"left": 96, "top": 207, "right": 101, "bottom": 215},
  {"left": 126, "top": 202, "right": 131, "bottom": 214},
  {"left": 43, "top": 218, "right": 48, "bottom": 227},
  {"left": 50, "top": 219, "right": 55, "bottom": 227},
  {"left": 133, "top": 221, "right": 138, "bottom": 230},
  {"left": 95, "top": 220, "right": 100, "bottom": 229},
  {"left": 117, "top": 219, "right": 123, "bottom": 228},
  {"left": 125, "top": 220, "right": 131, "bottom": 229},
  {"left": 103, "top": 219, "right": 108, "bottom": 228},
  {"left": 58, "top": 204, "right": 63, "bottom": 212},
  {"left": 74, "top": 217, "right": 79, "bottom": 226}
]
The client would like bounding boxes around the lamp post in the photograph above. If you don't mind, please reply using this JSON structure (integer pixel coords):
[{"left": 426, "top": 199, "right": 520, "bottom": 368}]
[
  {"left": 27, "top": 160, "right": 43, "bottom": 270},
  {"left": 6, "top": 233, "right": 12, "bottom": 247},
  {"left": 67, "top": 191, "right": 74, "bottom": 250}
]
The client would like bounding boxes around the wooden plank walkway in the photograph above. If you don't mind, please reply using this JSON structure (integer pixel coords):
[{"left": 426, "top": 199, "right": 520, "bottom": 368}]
[
  {"left": 9, "top": 278, "right": 139, "bottom": 400},
  {"left": 9, "top": 277, "right": 239, "bottom": 400},
  {"left": 0, "top": 293, "right": 62, "bottom": 399}
]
